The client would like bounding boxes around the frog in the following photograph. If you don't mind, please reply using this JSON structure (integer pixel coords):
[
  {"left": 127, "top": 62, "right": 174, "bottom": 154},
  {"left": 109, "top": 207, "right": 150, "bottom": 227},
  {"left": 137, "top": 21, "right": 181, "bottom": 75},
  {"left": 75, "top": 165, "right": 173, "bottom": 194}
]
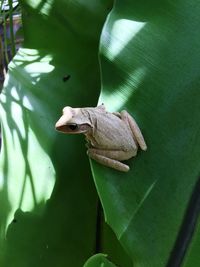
[{"left": 55, "top": 104, "right": 147, "bottom": 172}]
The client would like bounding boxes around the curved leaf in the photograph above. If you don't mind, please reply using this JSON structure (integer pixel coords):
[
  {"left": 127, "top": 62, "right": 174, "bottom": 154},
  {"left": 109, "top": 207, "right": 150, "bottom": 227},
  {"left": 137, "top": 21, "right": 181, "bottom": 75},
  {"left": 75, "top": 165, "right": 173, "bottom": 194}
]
[
  {"left": 84, "top": 253, "right": 117, "bottom": 267},
  {"left": 0, "top": 1, "right": 112, "bottom": 266},
  {"left": 91, "top": 0, "right": 200, "bottom": 266}
]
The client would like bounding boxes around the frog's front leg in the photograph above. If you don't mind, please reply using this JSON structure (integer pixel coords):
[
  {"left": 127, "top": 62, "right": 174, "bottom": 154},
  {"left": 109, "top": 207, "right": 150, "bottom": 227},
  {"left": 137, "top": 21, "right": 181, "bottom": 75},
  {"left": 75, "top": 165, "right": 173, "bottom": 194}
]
[
  {"left": 87, "top": 148, "right": 129, "bottom": 172},
  {"left": 120, "top": 110, "right": 147, "bottom": 151}
]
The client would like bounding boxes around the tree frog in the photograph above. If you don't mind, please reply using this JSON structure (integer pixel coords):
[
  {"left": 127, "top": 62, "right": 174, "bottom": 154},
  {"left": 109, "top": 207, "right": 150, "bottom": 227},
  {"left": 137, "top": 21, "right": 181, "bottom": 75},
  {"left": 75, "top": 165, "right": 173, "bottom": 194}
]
[{"left": 55, "top": 104, "right": 147, "bottom": 172}]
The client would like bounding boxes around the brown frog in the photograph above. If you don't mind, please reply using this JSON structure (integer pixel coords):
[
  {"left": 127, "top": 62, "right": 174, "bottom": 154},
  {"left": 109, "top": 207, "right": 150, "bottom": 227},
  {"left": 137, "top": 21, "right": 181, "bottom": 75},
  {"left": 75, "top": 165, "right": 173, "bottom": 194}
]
[{"left": 55, "top": 104, "right": 147, "bottom": 172}]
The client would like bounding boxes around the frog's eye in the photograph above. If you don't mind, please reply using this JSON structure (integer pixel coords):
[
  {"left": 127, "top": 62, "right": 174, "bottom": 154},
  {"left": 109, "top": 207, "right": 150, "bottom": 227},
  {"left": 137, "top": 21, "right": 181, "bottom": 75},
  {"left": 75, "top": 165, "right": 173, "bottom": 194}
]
[{"left": 68, "top": 123, "right": 78, "bottom": 131}]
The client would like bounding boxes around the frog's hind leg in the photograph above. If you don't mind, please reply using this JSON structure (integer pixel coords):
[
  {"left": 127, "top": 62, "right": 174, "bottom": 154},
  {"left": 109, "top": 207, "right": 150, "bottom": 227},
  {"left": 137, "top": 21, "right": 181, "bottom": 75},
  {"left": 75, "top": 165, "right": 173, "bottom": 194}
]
[
  {"left": 87, "top": 148, "right": 129, "bottom": 172},
  {"left": 121, "top": 110, "right": 147, "bottom": 151},
  {"left": 112, "top": 112, "right": 121, "bottom": 118}
]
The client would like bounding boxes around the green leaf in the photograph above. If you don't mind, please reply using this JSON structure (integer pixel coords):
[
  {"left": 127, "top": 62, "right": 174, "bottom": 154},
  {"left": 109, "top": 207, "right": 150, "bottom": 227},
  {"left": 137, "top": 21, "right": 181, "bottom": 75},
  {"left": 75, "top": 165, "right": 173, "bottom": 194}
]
[
  {"left": 84, "top": 253, "right": 117, "bottom": 267},
  {"left": 91, "top": 0, "right": 200, "bottom": 266},
  {"left": 0, "top": 1, "right": 112, "bottom": 266},
  {"left": 182, "top": 217, "right": 200, "bottom": 267},
  {"left": 100, "top": 221, "right": 132, "bottom": 267}
]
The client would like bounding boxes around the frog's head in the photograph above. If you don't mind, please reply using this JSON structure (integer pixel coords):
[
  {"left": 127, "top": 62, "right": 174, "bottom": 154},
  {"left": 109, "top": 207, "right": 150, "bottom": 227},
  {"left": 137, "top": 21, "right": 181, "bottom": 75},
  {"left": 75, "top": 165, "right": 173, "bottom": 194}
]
[{"left": 55, "top": 106, "right": 92, "bottom": 134}]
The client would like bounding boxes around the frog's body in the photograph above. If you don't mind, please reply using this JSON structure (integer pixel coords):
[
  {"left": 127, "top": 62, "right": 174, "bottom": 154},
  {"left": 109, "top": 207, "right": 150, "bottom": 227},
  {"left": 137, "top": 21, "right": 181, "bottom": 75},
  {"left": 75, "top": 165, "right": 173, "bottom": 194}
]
[
  {"left": 55, "top": 104, "right": 147, "bottom": 172},
  {"left": 83, "top": 108, "right": 137, "bottom": 153}
]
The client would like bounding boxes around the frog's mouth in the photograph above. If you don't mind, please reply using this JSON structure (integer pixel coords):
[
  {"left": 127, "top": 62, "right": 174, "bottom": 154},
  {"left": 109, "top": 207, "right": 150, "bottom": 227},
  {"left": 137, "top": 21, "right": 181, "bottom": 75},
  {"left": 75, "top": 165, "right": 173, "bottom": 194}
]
[{"left": 55, "top": 123, "right": 91, "bottom": 134}]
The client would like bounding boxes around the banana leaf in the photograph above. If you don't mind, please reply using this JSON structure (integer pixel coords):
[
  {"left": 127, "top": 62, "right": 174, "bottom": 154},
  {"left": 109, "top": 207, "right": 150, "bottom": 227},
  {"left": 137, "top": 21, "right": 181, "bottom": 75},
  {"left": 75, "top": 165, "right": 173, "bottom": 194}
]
[
  {"left": 0, "top": 1, "right": 112, "bottom": 266},
  {"left": 91, "top": 0, "right": 200, "bottom": 266}
]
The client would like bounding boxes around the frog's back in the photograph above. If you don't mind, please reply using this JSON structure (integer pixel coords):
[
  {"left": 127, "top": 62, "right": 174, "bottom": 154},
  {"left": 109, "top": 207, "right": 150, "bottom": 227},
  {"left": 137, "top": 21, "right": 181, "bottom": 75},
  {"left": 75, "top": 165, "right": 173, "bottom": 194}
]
[{"left": 92, "top": 110, "right": 136, "bottom": 151}]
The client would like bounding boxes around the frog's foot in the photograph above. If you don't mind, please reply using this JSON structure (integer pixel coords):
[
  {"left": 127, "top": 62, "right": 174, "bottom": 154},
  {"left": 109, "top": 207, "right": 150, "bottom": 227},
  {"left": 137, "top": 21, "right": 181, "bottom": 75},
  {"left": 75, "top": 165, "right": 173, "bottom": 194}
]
[
  {"left": 87, "top": 148, "right": 130, "bottom": 172},
  {"left": 85, "top": 141, "right": 93, "bottom": 149}
]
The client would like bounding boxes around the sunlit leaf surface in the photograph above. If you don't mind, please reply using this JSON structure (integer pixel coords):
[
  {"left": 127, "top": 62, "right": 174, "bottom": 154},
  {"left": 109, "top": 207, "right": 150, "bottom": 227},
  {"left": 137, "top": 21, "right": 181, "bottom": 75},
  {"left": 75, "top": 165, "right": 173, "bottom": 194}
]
[
  {"left": 92, "top": 0, "right": 200, "bottom": 266},
  {"left": 0, "top": 1, "right": 112, "bottom": 266}
]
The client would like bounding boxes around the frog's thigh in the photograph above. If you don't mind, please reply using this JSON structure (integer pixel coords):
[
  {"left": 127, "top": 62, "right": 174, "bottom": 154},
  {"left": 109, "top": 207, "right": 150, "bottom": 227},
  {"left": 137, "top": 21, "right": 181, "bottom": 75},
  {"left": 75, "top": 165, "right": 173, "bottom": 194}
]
[
  {"left": 121, "top": 110, "right": 147, "bottom": 151},
  {"left": 88, "top": 148, "right": 134, "bottom": 160},
  {"left": 87, "top": 148, "right": 129, "bottom": 172}
]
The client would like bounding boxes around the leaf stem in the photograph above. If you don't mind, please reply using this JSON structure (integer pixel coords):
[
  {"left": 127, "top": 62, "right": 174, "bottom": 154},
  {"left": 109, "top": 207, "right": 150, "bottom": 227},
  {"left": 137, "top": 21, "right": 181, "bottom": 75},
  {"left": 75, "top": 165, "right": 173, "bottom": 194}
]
[
  {"left": 3, "top": 10, "right": 9, "bottom": 66},
  {"left": 8, "top": 0, "right": 16, "bottom": 57},
  {"left": 95, "top": 199, "right": 103, "bottom": 253}
]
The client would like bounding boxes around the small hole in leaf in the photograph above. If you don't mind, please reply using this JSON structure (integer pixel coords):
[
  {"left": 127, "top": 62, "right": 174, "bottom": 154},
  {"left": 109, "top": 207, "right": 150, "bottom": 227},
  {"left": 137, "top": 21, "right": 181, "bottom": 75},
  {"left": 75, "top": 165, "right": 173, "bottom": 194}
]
[{"left": 63, "top": 75, "right": 71, "bottom": 82}]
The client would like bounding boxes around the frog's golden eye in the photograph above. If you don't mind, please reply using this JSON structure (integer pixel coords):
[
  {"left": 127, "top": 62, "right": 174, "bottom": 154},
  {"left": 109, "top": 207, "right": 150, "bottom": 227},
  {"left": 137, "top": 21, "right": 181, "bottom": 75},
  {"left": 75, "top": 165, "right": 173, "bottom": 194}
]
[{"left": 68, "top": 123, "right": 78, "bottom": 131}]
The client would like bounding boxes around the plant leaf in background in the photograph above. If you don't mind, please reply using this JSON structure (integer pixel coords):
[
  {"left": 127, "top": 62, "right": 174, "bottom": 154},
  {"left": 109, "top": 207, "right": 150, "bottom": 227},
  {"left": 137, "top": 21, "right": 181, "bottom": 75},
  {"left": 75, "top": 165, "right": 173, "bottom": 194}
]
[
  {"left": 91, "top": 0, "right": 200, "bottom": 266},
  {"left": 182, "top": 212, "right": 200, "bottom": 267},
  {"left": 0, "top": 0, "right": 113, "bottom": 266},
  {"left": 84, "top": 253, "right": 117, "bottom": 267}
]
